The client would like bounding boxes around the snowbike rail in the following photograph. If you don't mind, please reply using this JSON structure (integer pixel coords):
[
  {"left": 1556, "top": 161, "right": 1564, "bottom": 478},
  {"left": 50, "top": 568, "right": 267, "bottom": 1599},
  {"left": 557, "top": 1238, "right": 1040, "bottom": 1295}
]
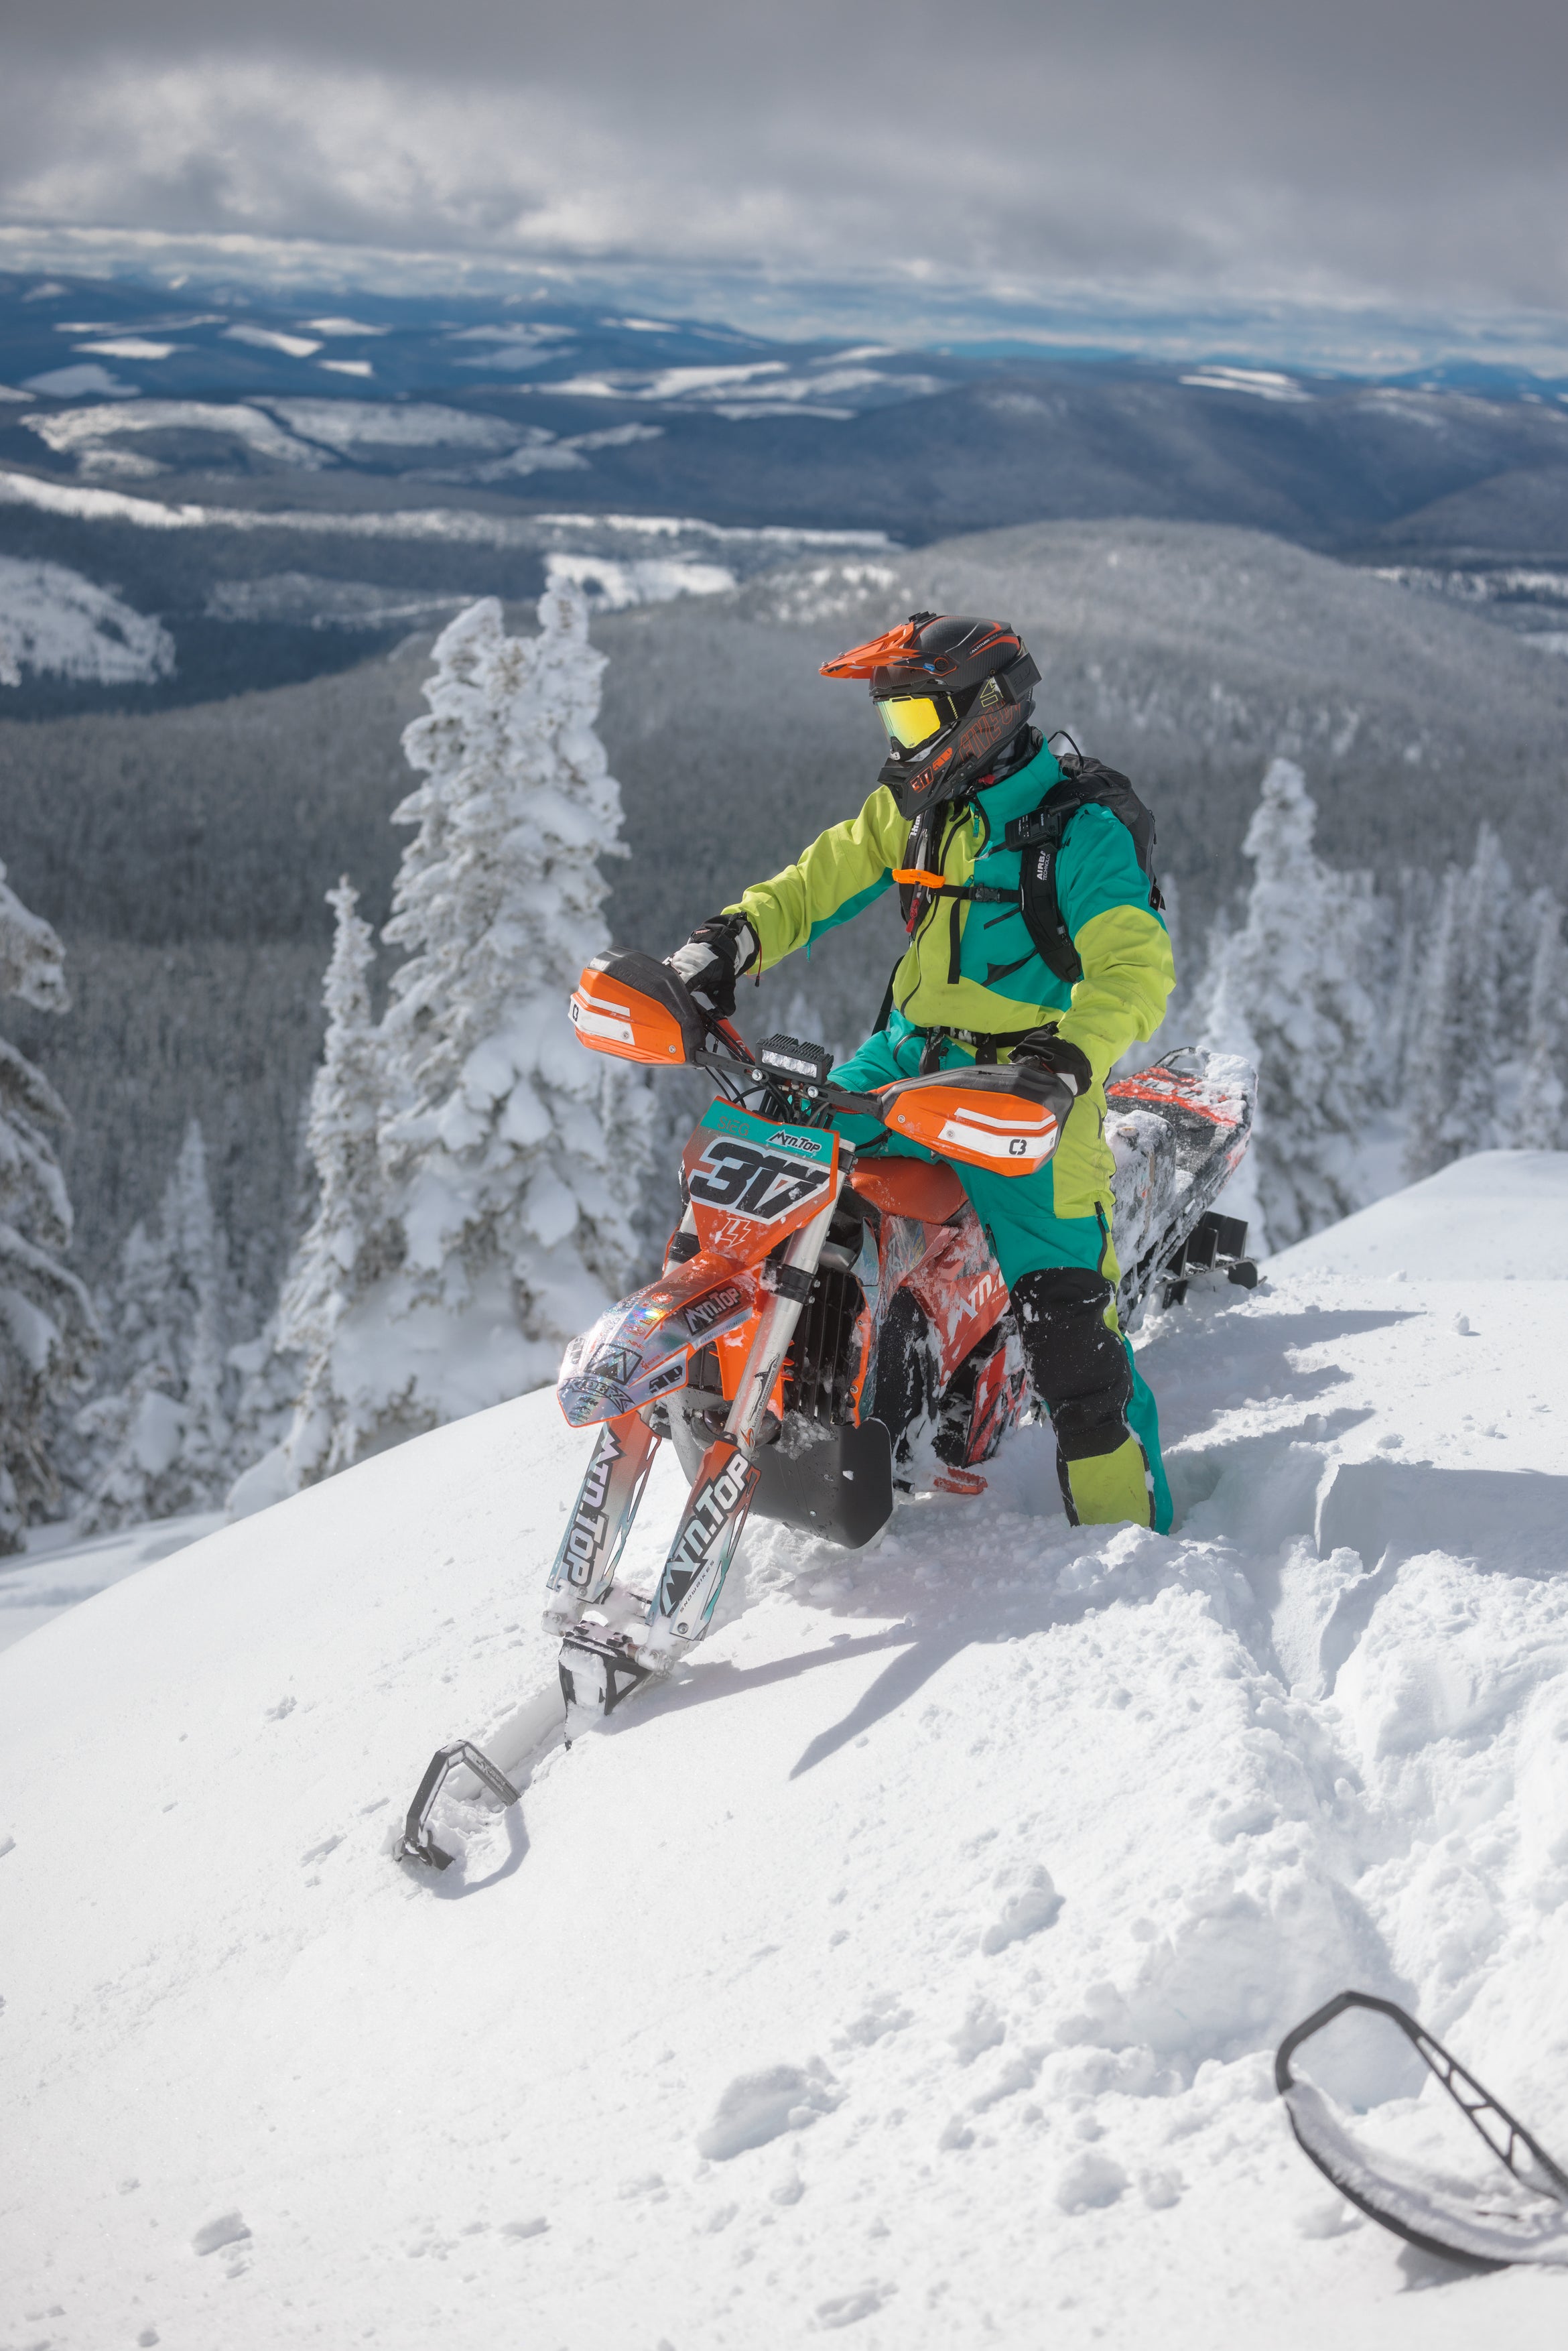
[{"left": 1276, "top": 1989, "right": 1568, "bottom": 2267}]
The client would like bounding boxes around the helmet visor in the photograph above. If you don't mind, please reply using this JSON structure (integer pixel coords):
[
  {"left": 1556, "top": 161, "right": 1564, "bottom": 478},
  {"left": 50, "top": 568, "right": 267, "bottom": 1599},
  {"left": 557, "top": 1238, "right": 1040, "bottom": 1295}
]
[{"left": 876, "top": 693, "right": 951, "bottom": 753}]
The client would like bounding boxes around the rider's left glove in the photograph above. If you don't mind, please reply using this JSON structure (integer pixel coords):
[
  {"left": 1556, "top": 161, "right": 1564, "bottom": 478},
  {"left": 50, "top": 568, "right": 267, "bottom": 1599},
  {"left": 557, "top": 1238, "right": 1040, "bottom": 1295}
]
[
  {"left": 1010, "top": 1029, "right": 1094, "bottom": 1097},
  {"left": 666, "top": 914, "right": 759, "bottom": 1019}
]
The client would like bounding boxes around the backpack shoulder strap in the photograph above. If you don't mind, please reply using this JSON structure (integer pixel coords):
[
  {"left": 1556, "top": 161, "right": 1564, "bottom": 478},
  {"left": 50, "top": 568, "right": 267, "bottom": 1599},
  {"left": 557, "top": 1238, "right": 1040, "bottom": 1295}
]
[{"left": 1002, "top": 758, "right": 1163, "bottom": 985}]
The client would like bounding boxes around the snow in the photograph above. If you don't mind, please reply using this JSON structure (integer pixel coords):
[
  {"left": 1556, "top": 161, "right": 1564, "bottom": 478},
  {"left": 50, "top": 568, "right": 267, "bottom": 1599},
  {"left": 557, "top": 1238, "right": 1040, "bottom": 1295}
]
[
  {"left": 204, "top": 574, "right": 474, "bottom": 629},
  {"left": 21, "top": 361, "right": 140, "bottom": 399},
  {"left": 1180, "top": 367, "right": 1313, "bottom": 403},
  {"left": 543, "top": 551, "right": 736, "bottom": 609},
  {"left": 222, "top": 325, "right": 322, "bottom": 359},
  {"left": 1, "top": 1509, "right": 222, "bottom": 1651},
  {"left": 0, "top": 468, "right": 894, "bottom": 558},
  {"left": 262, "top": 399, "right": 519, "bottom": 452},
  {"left": 74, "top": 338, "right": 185, "bottom": 361},
  {"left": 0, "top": 554, "right": 174, "bottom": 686},
  {"left": 4, "top": 1162, "right": 1568, "bottom": 2344},
  {"left": 1270, "top": 1150, "right": 1568, "bottom": 1281},
  {"left": 24, "top": 399, "right": 334, "bottom": 470}
]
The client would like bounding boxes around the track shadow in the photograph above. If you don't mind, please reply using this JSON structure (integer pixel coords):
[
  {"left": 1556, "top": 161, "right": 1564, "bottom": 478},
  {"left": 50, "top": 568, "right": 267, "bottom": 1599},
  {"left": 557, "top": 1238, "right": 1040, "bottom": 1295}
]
[
  {"left": 1153, "top": 1308, "right": 1419, "bottom": 1453},
  {"left": 1394, "top": 2242, "right": 1503, "bottom": 2289},
  {"left": 632, "top": 1628, "right": 918, "bottom": 1728}
]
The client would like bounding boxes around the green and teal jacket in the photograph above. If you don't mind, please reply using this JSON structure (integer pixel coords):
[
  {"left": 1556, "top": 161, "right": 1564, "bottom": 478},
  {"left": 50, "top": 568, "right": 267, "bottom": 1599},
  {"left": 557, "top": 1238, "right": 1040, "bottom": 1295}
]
[{"left": 725, "top": 741, "right": 1175, "bottom": 1220}]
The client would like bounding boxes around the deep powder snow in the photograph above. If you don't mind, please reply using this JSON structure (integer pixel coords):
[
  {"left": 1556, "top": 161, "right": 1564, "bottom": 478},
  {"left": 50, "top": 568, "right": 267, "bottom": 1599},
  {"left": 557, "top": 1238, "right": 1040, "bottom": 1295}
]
[{"left": 2, "top": 1153, "right": 1567, "bottom": 2348}]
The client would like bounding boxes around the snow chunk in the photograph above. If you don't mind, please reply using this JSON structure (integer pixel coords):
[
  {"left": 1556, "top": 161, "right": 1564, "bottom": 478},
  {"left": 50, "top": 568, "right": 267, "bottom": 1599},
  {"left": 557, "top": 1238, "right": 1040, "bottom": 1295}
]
[
  {"left": 1055, "top": 2151, "right": 1130, "bottom": 2212},
  {"left": 696, "top": 2059, "right": 842, "bottom": 2160},
  {"left": 981, "top": 1864, "right": 1063, "bottom": 1954},
  {"left": 191, "top": 2210, "right": 251, "bottom": 2254}
]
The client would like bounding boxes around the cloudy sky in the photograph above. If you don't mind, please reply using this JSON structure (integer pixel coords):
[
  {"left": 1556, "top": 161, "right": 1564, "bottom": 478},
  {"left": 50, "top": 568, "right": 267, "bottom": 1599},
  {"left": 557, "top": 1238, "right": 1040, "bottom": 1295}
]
[{"left": 4, "top": 0, "right": 1566, "bottom": 354}]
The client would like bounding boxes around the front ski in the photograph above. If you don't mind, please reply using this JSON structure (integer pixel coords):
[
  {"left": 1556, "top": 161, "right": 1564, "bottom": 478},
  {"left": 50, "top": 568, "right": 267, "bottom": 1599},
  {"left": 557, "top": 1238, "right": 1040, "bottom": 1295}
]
[
  {"left": 396, "top": 1739, "right": 521, "bottom": 1871},
  {"left": 557, "top": 1625, "right": 657, "bottom": 1740},
  {"left": 543, "top": 1409, "right": 661, "bottom": 1633}
]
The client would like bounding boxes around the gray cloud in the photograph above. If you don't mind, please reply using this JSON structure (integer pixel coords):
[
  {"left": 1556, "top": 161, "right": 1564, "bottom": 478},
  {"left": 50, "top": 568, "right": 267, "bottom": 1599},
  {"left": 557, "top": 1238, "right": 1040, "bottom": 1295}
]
[{"left": 3, "top": 2, "right": 1567, "bottom": 326}]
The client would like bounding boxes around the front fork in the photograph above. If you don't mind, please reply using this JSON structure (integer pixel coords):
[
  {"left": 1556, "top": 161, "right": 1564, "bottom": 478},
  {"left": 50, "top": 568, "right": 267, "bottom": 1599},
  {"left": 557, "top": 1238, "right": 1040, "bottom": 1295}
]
[
  {"left": 542, "top": 1407, "right": 662, "bottom": 1635},
  {"left": 543, "top": 1181, "right": 840, "bottom": 1661},
  {"left": 639, "top": 1183, "right": 840, "bottom": 1665}
]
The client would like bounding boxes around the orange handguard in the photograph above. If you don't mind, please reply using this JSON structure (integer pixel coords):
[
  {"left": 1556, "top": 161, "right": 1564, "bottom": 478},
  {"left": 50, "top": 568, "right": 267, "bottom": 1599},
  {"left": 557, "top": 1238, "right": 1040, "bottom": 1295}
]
[
  {"left": 876, "top": 1066, "right": 1067, "bottom": 1176},
  {"left": 568, "top": 951, "right": 708, "bottom": 1066}
]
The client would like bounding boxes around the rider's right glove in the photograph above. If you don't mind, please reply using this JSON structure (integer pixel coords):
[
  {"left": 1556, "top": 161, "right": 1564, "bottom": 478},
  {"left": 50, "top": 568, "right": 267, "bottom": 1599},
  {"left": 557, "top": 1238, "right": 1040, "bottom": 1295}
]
[{"left": 665, "top": 914, "right": 759, "bottom": 1018}]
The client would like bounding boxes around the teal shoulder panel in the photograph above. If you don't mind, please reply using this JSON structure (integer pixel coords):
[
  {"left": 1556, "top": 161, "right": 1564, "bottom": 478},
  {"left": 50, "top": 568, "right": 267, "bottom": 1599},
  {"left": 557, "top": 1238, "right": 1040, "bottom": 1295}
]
[{"left": 1056, "top": 803, "right": 1165, "bottom": 943}]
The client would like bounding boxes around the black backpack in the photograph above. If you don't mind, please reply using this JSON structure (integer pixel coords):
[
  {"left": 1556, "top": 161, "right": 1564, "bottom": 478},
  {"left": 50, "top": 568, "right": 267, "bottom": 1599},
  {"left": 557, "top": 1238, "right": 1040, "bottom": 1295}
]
[{"left": 893, "top": 753, "right": 1163, "bottom": 990}]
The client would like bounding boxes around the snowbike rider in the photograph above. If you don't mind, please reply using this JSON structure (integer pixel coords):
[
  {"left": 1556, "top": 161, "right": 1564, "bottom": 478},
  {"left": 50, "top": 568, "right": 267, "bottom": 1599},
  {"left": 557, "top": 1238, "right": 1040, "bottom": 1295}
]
[{"left": 667, "top": 612, "right": 1175, "bottom": 1533}]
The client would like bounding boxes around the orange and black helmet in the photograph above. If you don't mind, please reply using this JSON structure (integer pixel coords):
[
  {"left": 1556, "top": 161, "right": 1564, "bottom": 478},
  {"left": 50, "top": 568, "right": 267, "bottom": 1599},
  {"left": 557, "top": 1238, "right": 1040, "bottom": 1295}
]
[{"left": 820, "top": 611, "right": 1041, "bottom": 819}]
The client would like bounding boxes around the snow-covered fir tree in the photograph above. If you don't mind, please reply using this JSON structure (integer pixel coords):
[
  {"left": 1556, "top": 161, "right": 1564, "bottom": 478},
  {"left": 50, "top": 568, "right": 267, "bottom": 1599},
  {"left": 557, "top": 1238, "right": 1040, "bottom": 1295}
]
[
  {"left": 1513, "top": 889, "right": 1565, "bottom": 1149},
  {"left": 1402, "top": 866, "right": 1464, "bottom": 1180},
  {"left": 241, "top": 590, "right": 651, "bottom": 1496},
  {"left": 232, "top": 877, "right": 391, "bottom": 1503},
  {"left": 0, "top": 861, "right": 98, "bottom": 1549},
  {"left": 1193, "top": 757, "right": 1377, "bottom": 1250},
  {"left": 76, "top": 1121, "right": 235, "bottom": 1529},
  {"left": 1402, "top": 827, "right": 1516, "bottom": 1180},
  {"left": 1454, "top": 823, "right": 1510, "bottom": 1149}
]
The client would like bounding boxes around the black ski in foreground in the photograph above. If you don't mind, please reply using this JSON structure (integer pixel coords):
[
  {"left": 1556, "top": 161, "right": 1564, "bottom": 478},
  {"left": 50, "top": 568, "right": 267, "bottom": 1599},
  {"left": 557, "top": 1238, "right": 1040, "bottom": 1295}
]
[{"left": 1277, "top": 1990, "right": 1568, "bottom": 2267}]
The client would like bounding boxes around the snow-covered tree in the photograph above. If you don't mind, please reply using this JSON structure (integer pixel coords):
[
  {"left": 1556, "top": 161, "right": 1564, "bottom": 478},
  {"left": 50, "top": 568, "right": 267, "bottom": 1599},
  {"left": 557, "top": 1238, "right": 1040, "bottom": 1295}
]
[
  {"left": 0, "top": 862, "right": 98, "bottom": 1548},
  {"left": 76, "top": 1121, "right": 235, "bottom": 1528},
  {"left": 1454, "top": 824, "right": 1510, "bottom": 1147},
  {"left": 1402, "top": 867, "right": 1463, "bottom": 1180},
  {"left": 1193, "top": 757, "right": 1377, "bottom": 1249},
  {"left": 1513, "top": 890, "right": 1565, "bottom": 1149},
  {"left": 239, "top": 590, "right": 651, "bottom": 1497},
  {"left": 228, "top": 877, "right": 391, "bottom": 1507},
  {"left": 1402, "top": 827, "right": 1516, "bottom": 1180}
]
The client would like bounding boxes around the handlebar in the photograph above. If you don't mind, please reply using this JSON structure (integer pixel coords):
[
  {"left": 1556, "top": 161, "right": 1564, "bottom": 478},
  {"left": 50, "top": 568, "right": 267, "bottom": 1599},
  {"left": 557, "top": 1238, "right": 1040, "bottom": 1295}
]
[{"left": 690, "top": 1043, "right": 887, "bottom": 1125}]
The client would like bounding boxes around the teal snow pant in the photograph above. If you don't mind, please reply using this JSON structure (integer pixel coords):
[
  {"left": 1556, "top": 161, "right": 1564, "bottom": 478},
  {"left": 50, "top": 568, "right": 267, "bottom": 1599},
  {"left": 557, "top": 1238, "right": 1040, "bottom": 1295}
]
[{"left": 830, "top": 1013, "right": 1172, "bottom": 1533}]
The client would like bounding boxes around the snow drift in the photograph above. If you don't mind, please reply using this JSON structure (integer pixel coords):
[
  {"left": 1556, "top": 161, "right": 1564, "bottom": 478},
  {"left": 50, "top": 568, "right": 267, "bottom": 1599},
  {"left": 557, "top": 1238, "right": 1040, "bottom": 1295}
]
[{"left": 3, "top": 1155, "right": 1568, "bottom": 2347}]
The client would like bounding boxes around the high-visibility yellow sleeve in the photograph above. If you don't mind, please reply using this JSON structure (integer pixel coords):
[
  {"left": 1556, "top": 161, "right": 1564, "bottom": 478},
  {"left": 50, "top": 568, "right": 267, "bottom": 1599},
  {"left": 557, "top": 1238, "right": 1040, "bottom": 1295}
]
[
  {"left": 725, "top": 787, "right": 909, "bottom": 970},
  {"left": 1053, "top": 903, "right": 1175, "bottom": 1085}
]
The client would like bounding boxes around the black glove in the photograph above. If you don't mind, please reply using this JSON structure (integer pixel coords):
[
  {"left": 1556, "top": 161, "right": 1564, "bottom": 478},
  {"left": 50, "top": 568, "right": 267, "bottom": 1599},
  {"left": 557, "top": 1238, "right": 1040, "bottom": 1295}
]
[
  {"left": 1010, "top": 1029, "right": 1094, "bottom": 1098},
  {"left": 665, "top": 913, "right": 758, "bottom": 1018}
]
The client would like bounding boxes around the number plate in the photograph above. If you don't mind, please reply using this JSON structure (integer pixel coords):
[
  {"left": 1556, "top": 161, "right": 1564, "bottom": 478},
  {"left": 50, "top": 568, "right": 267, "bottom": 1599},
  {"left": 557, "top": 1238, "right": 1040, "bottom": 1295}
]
[{"left": 681, "top": 1102, "right": 838, "bottom": 1260}]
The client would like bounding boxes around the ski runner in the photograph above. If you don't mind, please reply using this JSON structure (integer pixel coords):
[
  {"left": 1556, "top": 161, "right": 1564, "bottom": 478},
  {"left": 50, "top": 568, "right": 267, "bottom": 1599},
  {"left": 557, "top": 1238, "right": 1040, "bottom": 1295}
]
[{"left": 667, "top": 612, "right": 1176, "bottom": 1531}]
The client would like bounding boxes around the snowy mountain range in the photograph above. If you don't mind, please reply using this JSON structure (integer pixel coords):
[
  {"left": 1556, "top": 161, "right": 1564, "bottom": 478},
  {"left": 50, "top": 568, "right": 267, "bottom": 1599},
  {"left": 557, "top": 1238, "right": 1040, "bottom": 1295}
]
[
  {"left": 4, "top": 1149, "right": 1567, "bottom": 2344},
  {"left": 5, "top": 268, "right": 1568, "bottom": 715}
]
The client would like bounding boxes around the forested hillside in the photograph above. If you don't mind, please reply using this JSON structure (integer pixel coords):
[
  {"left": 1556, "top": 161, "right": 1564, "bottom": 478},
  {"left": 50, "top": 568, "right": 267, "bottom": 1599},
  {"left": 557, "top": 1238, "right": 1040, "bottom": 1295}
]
[{"left": 4, "top": 517, "right": 1566, "bottom": 1299}]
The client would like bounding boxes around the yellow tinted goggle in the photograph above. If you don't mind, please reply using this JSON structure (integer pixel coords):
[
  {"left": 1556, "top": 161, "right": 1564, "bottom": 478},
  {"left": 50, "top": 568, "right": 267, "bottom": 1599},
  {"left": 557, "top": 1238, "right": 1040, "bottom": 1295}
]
[{"left": 876, "top": 694, "right": 951, "bottom": 752}]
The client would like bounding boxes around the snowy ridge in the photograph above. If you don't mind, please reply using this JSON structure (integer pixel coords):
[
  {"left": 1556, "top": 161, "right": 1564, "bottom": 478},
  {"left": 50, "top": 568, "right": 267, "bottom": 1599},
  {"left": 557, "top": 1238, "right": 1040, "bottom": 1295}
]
[
  {"left": 0, "top": 554, "right": 174, "bottom": 686},
  {"left": 3, "top": 1157, "right": 1568, "bottom": 2345}
]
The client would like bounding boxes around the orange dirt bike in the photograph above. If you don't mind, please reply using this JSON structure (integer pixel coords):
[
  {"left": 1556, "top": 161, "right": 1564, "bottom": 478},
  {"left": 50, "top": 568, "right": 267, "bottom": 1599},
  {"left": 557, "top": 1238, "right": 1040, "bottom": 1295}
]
[
  {"left": 396, "top": 952, "right": 1254, "bottom": 1865},
  {"left": 550, "top": 954, "right": 1256, "bottom": 1713}
]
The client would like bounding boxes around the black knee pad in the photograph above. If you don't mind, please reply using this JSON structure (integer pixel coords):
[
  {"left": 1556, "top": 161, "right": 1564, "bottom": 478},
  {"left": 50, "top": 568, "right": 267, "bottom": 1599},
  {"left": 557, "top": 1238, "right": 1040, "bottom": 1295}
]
[{"left": 1010, "top": 1267, "right": 1132, "bottom": 1460}]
